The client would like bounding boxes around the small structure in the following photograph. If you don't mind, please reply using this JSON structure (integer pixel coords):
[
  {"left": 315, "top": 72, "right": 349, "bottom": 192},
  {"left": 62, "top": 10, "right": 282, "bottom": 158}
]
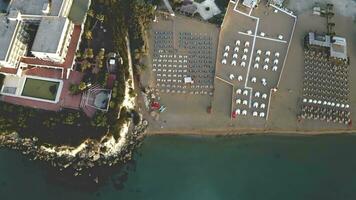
[
  {"left": 242, "top": 0, "right": 260, "bottom": 8},
  {"left": 307, "top": 32, "right": 348, "bottom": 60},
  {"left": 184, "top": 76, "right": 194, "bottom": 84}
]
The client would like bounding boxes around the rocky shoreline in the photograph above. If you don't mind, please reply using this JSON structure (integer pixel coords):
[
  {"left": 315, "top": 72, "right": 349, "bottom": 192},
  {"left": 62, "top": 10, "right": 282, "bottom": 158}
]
[{"left": 0, "top": 119, "right": 148, "bottom": 185}]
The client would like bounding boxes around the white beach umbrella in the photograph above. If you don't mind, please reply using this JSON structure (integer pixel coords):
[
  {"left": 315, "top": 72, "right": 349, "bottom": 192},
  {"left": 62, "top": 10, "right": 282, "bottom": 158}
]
[
  {"left": 254, "top": 63, "right": 259, "bottom": 69},
  {"left": 235, "top": 109, "right": 241, "bottom": 115},
  {"left": 255, "top": 56, "right": 260, "bottom": 62},
  {"left": 251, "top": 77, "right": 257, "bottom": 83},
  {"left": 259, "top": 112, "right": 265, "bottom": 118},
  {"left": 272, "top": 65, "right": 278, "bottom": 71},
  {"left": 231, "top": 60, "right": 237, "bottom": 66},
  {"left": 245, "top": 41, "right": 250, "bottom": 47},
  {"left": 260, "top": 103, "right": 266, "bottom": 109},
  {"left": 253, "top": 111, "right": 258, "bottom": 116},
  {"left": 243, "top": 100, "right": 248, "bottom": 105},
  {"left": 242, "top": 55, "right": 247, "bottom": 61},
  {"left": 264, "top": 58, "right": 270, "bottom": 63},
  {"left": 225, "top": 45, "right": 230, "bottom": 51},
  {"left": 236, "top": 89, "right": 242, "bottom": 94},
  {"left": 265, "top": 51, "right": 271, "bottom": 56},
  {"left": 238, "top": 75, "right": 243, "bottom": 81},
  {"left": 278, "top": 35, "right": 283, "bottom": 40},
  {"left": 243, "top": 90, "right": 249, "bottom": 96},
  {"left": 236, "top": 99, "right": 242, "bottom": 104},
  {"left": 235, "top": 40, "right": 241, "bottom": 46},
  {"left": 242, "top": 110, "right": 248, "bottom": 115},
  {"left": 241, "top": 62, "right": 246, "bottom": 67},
  {"left": 260, "top": 32, "right": 266, "bottom": 37},
  {"left": 222, "top": 59, "right": 227, "bottom": 64},
  {"left": 233, "top": 53, "right": 238, "bottom": 59},
  {"left": 262, "top": 93, "right": 268, "bottom": 99},
  {"left": 229, "top": 74, "right": 235, "bottom": 80},
  {"left": 253, "top": 102, "right": 259, "bottom": 108},
  {"left": 303, "top": 98, "right": 307, "bottom": 103},
  {"left": 275, "top": 52, "right": 280, "bottom": 57},
  {"left": 263, "top": 64, "right": 269, "bottom": 70},
  {"left": 234, "top": 47, "right": 239, "bottom": 52},
  {"left": 257, "top": 49, "right": 262, "bottom": 55},
  {"left": 274, "top": 59, "right": 279, "bottom": 65},
  {"left": 255, "top": 92, "right": 260, "bottom": 98},
  {"left": 244, "top": 48, "right": 249, "bottom": 53},
  {"left": 223, "top": 52, "right": 229, "bottom": 57}
]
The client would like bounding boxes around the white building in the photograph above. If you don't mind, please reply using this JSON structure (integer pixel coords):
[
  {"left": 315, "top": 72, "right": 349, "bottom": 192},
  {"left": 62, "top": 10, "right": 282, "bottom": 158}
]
[
  {"left": 308, "top": 32, "right": 347, "bottom": 60},
  {"left": 31, "top": 17, "right": 74, "bottom": 63},
  {"left": 7, "top": 0, "right": 73, "bottom": 20},
  {"left": 0, "top": 14, "right": 28, "bottom": 69}
]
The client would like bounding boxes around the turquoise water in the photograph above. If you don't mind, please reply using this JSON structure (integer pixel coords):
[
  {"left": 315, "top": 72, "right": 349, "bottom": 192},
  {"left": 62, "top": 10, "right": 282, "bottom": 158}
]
[{"left": 2, "top": 135, "right": 356, "bottom": 200}]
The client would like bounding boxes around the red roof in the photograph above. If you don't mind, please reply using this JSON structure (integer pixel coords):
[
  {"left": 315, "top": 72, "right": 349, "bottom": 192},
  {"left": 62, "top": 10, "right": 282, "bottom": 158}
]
[{"left": 0, "top": 67, "right": 18, "bottom": 75}]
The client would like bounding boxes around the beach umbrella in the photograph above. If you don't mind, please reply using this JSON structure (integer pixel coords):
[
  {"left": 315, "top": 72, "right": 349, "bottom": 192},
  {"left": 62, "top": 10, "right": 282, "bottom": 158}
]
[
  {"left": 243, "top": 100, "right": 248, "bottom": 105},
  {"left": 254, "top": 63, "right": 259, "bottom": 69},
  {"left": 245, "top": 41, "right": 250, "bottom": 47},
  {"left": 262, "top": 93, "right": 268, "bottom": 99},
  {"left": 257, "top": 49, "right": 262, "bottom": 55},
  {"left": 243, "top": 90, "right": 249, "bottom": 96},
  {"left": 238, "top": 75, "right": 243, "bottom": 81},
  {"left": 263, "top": 64, "right": 269, "bottom": 70},
  {"left": 236, "top": 89, "right": 242, "bottom": 94},
  {"left": 275, "top": 52, "right": 280, "bottom": 58},
  {"left": 236, "top": 99, "right": 242, "bottom": 104},
  {"left": 233, "top": 53, "right": 238, "bottom": 59},
  {"left": 242, "top": 55, "right": 247, "bottom": 61},
  {"left": 264, "top": 58, "right": 270, "bottom": 63},
  {"left": 255, "top": 56, "right": 260, "bottom": 62},
  {"left": 225, "top": 45, "right": 230, "bottom": 51},
  {"left": 251, "top": 77, "right": 257, "bottom": 83},
  {"left": 223, "top": 52, "right": 229, "bottom": 57},
  {"left": 241, "top": 62, "right": 246, "bottom": 67},
  {"left": 242, "top": 110, "right": 248, "bottom": 115},
  {"left": 253, "top": 111, "right": 258, "bottom": 117},
  {"left": 253, "top": 102, "right": 259, "bottom": 108},
  {"left": 255, "top": 92, "right": 260, "bottom": 98},
  {"left": 235, "top": 40, "right": 241, "bottom": 46},
  {"left": 231, "top": 60, "right": 237, "bottom": 66},
  {"left": 265, "top": 51, "right": 271, "bottom": 56}
]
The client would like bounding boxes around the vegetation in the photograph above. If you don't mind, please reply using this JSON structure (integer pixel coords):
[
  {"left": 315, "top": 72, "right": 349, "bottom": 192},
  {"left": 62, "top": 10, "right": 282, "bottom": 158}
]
[
  {"left": 0, "top": 74, "right": 5, "bottom": 90},
  {"left": 0, "top": 102, "right": 105, "bottom": 146}
]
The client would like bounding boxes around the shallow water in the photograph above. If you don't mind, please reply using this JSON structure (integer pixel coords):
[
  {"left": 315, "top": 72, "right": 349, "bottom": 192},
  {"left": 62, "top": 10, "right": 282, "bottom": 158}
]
[{"left": 1, "top": 135, "right": 356, "bottom": 200}]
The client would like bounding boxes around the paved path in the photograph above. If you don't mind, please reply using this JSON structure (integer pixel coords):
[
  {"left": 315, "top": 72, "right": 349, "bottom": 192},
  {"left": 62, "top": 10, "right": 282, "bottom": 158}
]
[{"left": 163, "top": 0, "right": 175, "bottom": 16}]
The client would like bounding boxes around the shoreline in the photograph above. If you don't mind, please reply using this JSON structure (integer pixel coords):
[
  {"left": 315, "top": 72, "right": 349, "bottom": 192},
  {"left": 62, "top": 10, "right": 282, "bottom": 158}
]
[{"left": 146, "top": 128, "right": 356, "bottom": 136}]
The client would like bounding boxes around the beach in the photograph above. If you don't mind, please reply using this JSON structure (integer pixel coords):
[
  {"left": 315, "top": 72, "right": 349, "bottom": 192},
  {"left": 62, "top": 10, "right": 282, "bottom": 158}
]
[{"left": 141, "top": 0, "right": 356, "bottom": 135}]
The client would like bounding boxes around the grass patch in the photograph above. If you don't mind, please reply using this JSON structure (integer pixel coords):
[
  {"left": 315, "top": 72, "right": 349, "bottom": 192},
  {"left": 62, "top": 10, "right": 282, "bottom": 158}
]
[{"left": 21, "top": 78, "right": 60, "bottom": 101}]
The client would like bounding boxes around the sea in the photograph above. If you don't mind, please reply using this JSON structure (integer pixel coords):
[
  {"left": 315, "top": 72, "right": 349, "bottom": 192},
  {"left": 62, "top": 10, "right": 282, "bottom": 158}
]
[{"left": 1, "top": 134, "right": 356, "bottom": 200}]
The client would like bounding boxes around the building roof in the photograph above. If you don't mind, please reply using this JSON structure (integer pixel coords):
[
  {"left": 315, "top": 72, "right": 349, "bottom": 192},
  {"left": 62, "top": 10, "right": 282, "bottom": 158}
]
[
  {"left": 308, "top": 32, "right": 331, "bottom": 47},
  {"left": 8, "top": 0, "right": 68, "bottom": 17},
  {"left": 269, "top": 0, "right": 285, "bottom": 6},
  {"left": 308, "top": 32, "right": 347, "bottom": 60},
  {"left": 31, "top": 17, "right": 68, "bottom": 54},
  {"left": 0, "top": 16, "right": 19, "bottom": 61},
  {"left": 330, "top": 36, "right": 347, "bottom": 60},
  {"left": 242, "top": 0, "right": 259, "bottom": 8}
]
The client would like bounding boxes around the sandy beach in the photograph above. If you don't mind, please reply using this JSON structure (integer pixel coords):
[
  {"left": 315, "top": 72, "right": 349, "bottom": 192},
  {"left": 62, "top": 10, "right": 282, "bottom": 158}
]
[{"left": 141, "top": 0, "right": 356, "bottom": 135}]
